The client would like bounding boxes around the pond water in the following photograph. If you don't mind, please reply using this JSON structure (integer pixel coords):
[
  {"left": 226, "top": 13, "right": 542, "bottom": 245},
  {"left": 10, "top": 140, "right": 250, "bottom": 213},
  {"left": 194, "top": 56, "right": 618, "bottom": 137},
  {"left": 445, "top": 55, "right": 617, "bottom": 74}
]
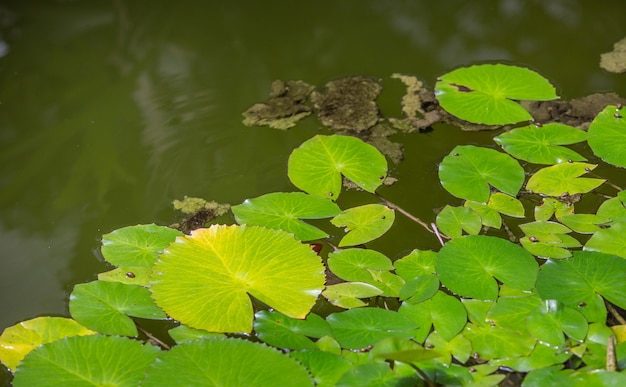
[{"left": 1, "top": 0, "right": 626, "bottom": 382}]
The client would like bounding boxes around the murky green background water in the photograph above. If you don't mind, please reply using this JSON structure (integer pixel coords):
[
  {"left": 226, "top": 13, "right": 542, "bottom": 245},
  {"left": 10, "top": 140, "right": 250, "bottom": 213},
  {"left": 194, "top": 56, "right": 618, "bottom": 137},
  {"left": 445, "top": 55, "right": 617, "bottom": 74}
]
[{"left": 1, "top": 0, "right": 626, "bottom": 382}]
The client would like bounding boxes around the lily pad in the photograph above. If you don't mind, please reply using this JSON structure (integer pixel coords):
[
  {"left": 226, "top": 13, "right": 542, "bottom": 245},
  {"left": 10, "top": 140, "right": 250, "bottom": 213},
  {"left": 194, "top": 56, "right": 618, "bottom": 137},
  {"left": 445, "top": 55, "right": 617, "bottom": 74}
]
[
  {"left": 167, "top": 325, "right": 223, "bottom": 344},
  {"left": 463, "top": 323, "right": 536, "bottom": 360},
  {"left": 232, "top": 192, "right": 341, "bottom": 241},
  {"left": 142, "top": 338, "right": 313, "bottom": 386},
  {"left": 326, "top": 308, "right": 418, "bottom": 349},
  {"left": 435, "top": 64, "right": 558, "bottom": 125},
  {"left": 322, "top": 282, "right": 384, "bottom": 309},
  {"left": 438, "top": 145, "right": 525, "bottom": 203},
  {"left": 494, "top": 123, "right": 587, "bottom": 164},
  {"left": 69, "top": 281, "right": 166, "bottom": 336},
  {"left": 327, "top": 248, "right": 393, "bottom": 283},
  {"left": 588, "top": 105, "right": 626, "bottom": 167},
  {"left": 98, "top": 267, "right": 152, "bottom": 286},
  {"left": 487, "top": 192, "right": 525, "bottom": 218},
  {"left": 394, "top": 249, "right": 438, "bottom": 279},
  {"left": 0, "top": 317, "right": 95, "bottom": 372},
  {"left": 536, "top": 251, "right": 626, "bottom": 322},
  {"left": 486, "top": 295, "right": 543, "bottom": 334},
  {"left": 465, "top": 201, "right": 502, "bottom": 229},
  {"left": 526, "top": 300, "right": 588, "bottom": 346},
  {"left": 288, "top": 135, "right": 387, "bottom": 199},
  {"left": 399, "top": 275, "right": 440, "bottom": 305},
  {"left": 399, "top": 291, "right": 467, "bottom": 341},
  {"left": 100, "top": 224, "right": 182, "bottom": 268},
  {"left": 585, "top": 221, "right": 626, "bottom": 258},
  {"left": 253, "top": 310, "right": 331, "bottom": 350},
  {"left": 150, "top": 225, "right": 325, "bottom": 333},
  {"left": 534, "top": 198, "right": 574, "bottom": 221},
  {"left": 558, "top": 213, "right": 610, "bottom": 234},
  {"left": 526, "top": 162, "right": 605, "bottom": 196},
  {"left": 289, "top": 350, "right": 353, "bottom": 387},
  {"left": 435, "top": 205, "right": 481, "bottom": 238},
  {"left": 436, "top": 235, "right": 538, "bottom": 300},
  {"left": 13, "top": 335, "right": 160, "bottom": 387},
  {"left": 331, "top": 204, "right": 395, "bottom": 246}
]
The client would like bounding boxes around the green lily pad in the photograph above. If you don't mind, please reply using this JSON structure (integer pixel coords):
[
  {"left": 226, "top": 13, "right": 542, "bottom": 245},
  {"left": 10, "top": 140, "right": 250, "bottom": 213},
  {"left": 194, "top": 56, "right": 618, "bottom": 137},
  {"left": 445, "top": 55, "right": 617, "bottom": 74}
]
[
  {"left": 331, "top": 204, "right": 395, "bottom": 247},
  {"left": 322, "top": 282, "right": 384, "bottom": 309},
  {"left": 394, "top": 249, "right": 437, "bottom": 279},
  {"left": 435, "top": 64, "right": 557, "bottom": 125},
  {"left": 536, "top": 251, "right": 626, "bottom": 322},
  {"left": 490, "top": 342, "right": 572, "bottom": 372},
  {"left": 336, "top": 363, "right": 411, "bottom": 387},
  {"left": 327, "top": 248, "right": 393, "bottom": 283},
  {"left": 399, "top": 291, "right": 467, "bottom": 341},
  {"left": 13, "top": 335, "right": 160, "bottom": 387},
  {"left": 526, "top": 162, "right": 605, "bottom": 196},
  {"left": 519, "top": 220, "right": 572, "bottom": 241},
  {"left": 0, "top": 317, "right": 96, "bottom": 372},
  {"left": 150, "top": 225, "right": 325, "bottom": 333},
  {"left": 465, "top": 200, "right": 502, "bottom": 228},
  {"left": 494, "top": 123, "right": 587, "bottom": 164},
  {"left": 167, "top": 325, "right": 223, "bottom": 344},
  {"left": 435, "top": 205, "right": 481, "bottom": 238},
  {"left": 399, "top": 275, "right": 440, "bottom": 305},
  {"left": 424, "top": 331, "right": 472, "bottom": 365},
  {"left": 326, "top": 308, "right": 418, "bottom": 349},
  {"left": 585, "top": 221, "right": 626, "bottom": 258},
  {"left": 100, "top": 224, "right": 182, "bottom": 268},
  {"left": 486, "top": 294, "right": 543, "bottom": 334},
  {"left": 97, "top": 267, "right": 152, "bottom": 286},
  {"left": 436, "top": 235, "right": 539, "bottom": 300},
  {"left": 557, "top": 213, "right": 610, "bottom": 234},
  {"left": 142, "top": 338, "right": 313, "bottom": 386},
  {"left": 288, "top": 135, "right": 387, "bottom": 199},
  {"left": 463, "top": 323, "right": 536, "bottom": 360},
  {"left": 597, "top": 197, "right": 626, "bottom": 224},
  {"left": 253, "top": 310, "right": 331, "bottom": 350},
  {"left": 487, "top": 192, "right": 525, "bottom": 218},
  {"left": 588, "top": 105, "right": 626, "bottom": 168},
  {"left": 535, "top": 198, "right": 574, "bottom": 221},
  {"left": 520, "top": 237, "right": 573, "bottom": 259},
  {"left": 289, "top": 350, "right": 353, "bottom": 387},
  {"left": 438, "top": 145, "right": 525, "bottom": 203},
  {"left": 69, "top": 281, "right": 166, "bottom": 336},
  {"left": 370, "top": 337, "right": 443, "bottom": 364},
  {"left": 232, "top": 192, "right": 341, "bottom": 241},
  {"left": 526, "top": 300, "right": 588, "bottom": 346}
]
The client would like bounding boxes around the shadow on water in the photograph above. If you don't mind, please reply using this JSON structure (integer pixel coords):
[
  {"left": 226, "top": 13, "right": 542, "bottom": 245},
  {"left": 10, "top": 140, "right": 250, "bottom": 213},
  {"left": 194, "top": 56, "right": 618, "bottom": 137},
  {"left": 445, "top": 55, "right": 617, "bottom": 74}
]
[{"left": 1, "top": 1, "right": 626, "bottom": 383}]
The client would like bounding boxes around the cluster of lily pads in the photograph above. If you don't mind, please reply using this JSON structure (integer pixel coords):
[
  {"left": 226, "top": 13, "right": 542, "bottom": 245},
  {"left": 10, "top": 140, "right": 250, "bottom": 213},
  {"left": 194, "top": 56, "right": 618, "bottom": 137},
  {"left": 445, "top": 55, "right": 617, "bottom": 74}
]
[{"left": 2, "top": 64, "right": 626, "bottom": 386}]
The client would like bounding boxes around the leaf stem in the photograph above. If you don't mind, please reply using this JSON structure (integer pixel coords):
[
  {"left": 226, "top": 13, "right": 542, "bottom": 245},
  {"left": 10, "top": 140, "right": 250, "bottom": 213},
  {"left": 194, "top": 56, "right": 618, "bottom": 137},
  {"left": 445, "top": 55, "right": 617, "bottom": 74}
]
[{"left": 137, "top": 323, "right": 171, "bottom": 350}]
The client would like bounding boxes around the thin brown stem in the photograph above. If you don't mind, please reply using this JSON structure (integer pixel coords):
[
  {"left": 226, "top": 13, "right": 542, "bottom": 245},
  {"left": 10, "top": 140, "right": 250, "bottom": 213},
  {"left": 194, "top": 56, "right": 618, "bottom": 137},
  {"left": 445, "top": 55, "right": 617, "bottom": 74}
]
[
  {"left": 137, "top": 324, "right": 171, "bottom": 350},
  {"left": 607, "top": 302, "right": 626, "bottom": 325},
  {"left": 374, "top": 194, "right": 434, "bottom": 233},
  {"left": 430, "top": 223, "right": 445, "bottom": 247}
]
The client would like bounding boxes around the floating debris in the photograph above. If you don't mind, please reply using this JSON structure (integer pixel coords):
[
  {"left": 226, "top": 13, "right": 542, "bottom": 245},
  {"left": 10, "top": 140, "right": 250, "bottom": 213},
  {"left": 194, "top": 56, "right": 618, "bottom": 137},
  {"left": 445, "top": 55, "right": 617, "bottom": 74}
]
[
  {"left": 600, "top": 37, "right": 626, "bottom": 74},
  {"left": 242, "top": 80, "right": 314, "bottom": 130}
]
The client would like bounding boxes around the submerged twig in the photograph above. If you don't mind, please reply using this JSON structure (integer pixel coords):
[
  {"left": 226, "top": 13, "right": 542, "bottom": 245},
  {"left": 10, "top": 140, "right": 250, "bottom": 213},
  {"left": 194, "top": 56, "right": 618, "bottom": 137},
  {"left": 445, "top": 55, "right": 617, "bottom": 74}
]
[
  {"left": 607, "top": 335, "right": 617, "bottom": 372},
  {"left": 430, "top": 223, "right": 445, "bottom": 247},
  {"left": 607, "top": 302, "right": 626, "bottom": 325},
  {"left": 137, "top": 324, "right": 171, "bottom": 350},
  {"left": 374, "top": 194, "right": 434, "bottom": 232}
]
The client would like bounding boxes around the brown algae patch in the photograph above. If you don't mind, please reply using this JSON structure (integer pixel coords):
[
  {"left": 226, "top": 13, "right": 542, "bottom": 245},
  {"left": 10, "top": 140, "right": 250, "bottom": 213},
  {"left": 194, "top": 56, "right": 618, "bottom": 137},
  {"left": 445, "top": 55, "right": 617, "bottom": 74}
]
[
  {"left": 242, "top": 80, "right": 314, "bottom": 130},
  {"left": 600, "top": 37, "right": 626, "bottom": 74}
]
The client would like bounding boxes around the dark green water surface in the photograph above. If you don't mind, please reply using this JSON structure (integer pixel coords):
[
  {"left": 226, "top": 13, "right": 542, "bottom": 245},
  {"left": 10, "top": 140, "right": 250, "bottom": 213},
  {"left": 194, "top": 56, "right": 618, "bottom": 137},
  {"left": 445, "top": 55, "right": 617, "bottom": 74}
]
[{"left": 1, "top": 0, "right": 626, "bottom": 381}]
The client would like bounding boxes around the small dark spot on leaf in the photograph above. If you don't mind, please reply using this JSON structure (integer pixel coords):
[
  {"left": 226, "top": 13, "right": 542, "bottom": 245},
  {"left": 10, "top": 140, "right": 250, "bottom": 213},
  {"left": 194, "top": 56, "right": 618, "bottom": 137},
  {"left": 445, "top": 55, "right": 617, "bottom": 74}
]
[
  {"left": 453, "top": 153, "right": 459, "bottom": 156},
  {"left": 469, "top": 368, "right": 476, "bottom": 373},
  {"left": 578, "top": 302, "right": 587, "bottom": 307},
  {"left": 614, "top": 113, "right": 622, "bottom": 119},
  {"left": 534, "top": 122, "right": 543, "bottom": 127},
  {"left": 529, "top": 236, "right": 538, "bottom": 242},
  {"left": 126, "top": 272, "right": 136, "bottom": 278},
  {"left": 425, "top": 344, "right": 434, "bottom": 349},
  {"left": 450, "top": 83, "right": 473, "bottom": 92},
  {"left": 584, "top": 167, "right": 591, "bottom": 172},
  {"left": 328, "top": 192, "right": 334, "bottom": 197},
  {"left": 379, "top": 175, "right": 385, "bottom": 180},
  {"left": 567, "top": 159, "right": 573, "bottom": 163},
  {"left": 381, "top": 216, "right": 386, "bottom": 220},
  {"left": 617, "top": 103, "right": 623, "bottom": 110}
]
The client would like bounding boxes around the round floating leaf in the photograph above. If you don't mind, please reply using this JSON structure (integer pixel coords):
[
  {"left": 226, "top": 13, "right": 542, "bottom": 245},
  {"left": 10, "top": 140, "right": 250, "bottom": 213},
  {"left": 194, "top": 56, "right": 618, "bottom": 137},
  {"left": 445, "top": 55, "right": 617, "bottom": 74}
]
[
  {"left": 490, "top": 342, "right": 572, "bottom": 372},
  {"left": 585, "top": 221, "right": 626, "bottom": 258},
  {"left": 436, "top": 235, "right": 539, "bottom": 300},
  {"left": 597, "top": 197, "right": 626, "bottom": 224},
  {"left": 327, "top": 248, "right": 393, "bottom": 282},
  {"left": 254, "top": 310, "right": 331, "bottom": 350},
  {"left": 167, "top": 325, "right": 223, "bottom": 344},
  {"left": 336, "top": 363, "right": 409, "bottom": 387},
  {"left": 289, "top": 350, "right": 353, "bottom": 387},
  {"left": 438, "top": 145, "right": 525, "bottom": 203},
  {"left": 435, "top": 64, "right": 557, "bottom": 125},
  {"left": 326, "top": 308, "right": 418, "bottom": 349},
  {"left": 370, "top": 337, "right": 443, "bottom": 364},
  {"left": 232, "top": 192, "right": 341, "bottom": 241},
  {"left": 435, "top": 205, "right": 481, "bottom": 238},
  {"left": 0, "top": 317, "right": 95, "bottom": 372},
  {"left": 535, "top": 198, "right": 573, "bottom": 221},
  {"left": 399, "top": 275, "right": 439, "bottom": 305},
  {"left": 101, "top": 224, "right": 182, "bottom": 267},
  {"left": 487, "top": 192, "right": 525, "bottom": 218},
  {"left": 425, "top": 331, "right": 472, "bottom": 365},
  {"left": 142, "top": 338, "right": 313, "bottom": 387},
  {"left": 494, "top": 123, "right": 587, "bottom": 164},
  {"left": 588, "top": 105, "right": 626, "bottom": 167},
  {"left": 322, "top": 282, "right": 384, "bottom": 309},
  {"left": 526, "top": 300, "right": 588, "bottom": 346},
  {"left": 69, "top": 281, "right": 166, "bottom": 336},
  {"left": 13, "top": 335, "right": 160, "bottom": 387},
  {"left": 536, "top": 251, "right": 626, "bottom": 322},
  {"left": 465, "top": 201, "right": 502, "bottom": 228},
  {"left": 399, "top": 291, "right": 467, "bottom": 341},
  {"left": 98, "top": 267, "right": 151, "bottom": 286},
  {"left": 486, "top": 295, "right": 542, "bottom": 334},
  {"left": 150, "top": 225, "right": 325, "bottom": 333},
  {"left": 463, "top": 323, "right": 536, "bottom": 360},
  {"left": 394, "top": 249, "right": 438, "bottom": 279},
  {"left": 520, "top": 237, "right": 573, "bottom": 260},
  {"left": 526, "top": 162, "right": 605, "bottom": 196},
  {"left": 331, "top": 204, "right": 395, "bottom": 247},
  {"left": 288, "top": 135, "right": 387, "bottom": 199},
  {"left": 558, "top": 213, "right": 610, "bottom": 234}
]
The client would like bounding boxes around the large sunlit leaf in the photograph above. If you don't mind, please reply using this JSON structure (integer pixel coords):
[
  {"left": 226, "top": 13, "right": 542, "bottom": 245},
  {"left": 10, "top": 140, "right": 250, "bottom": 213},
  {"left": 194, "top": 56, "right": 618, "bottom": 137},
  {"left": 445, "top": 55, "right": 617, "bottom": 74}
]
[
  {"left": 232, "top": 192, "right": 341, "bottom": 241},
  {"left": 331, "top": 204, "right": 395, "bottom": 246},
  {"left": 436, "top": 235, "right": 538, "bottom": 300},
  {"left": 585, "top": 221, "right": 626, "bottom": 258},
  {"left": 435, "top": 64, "right": 558, "bottom": 125},
  {"left": 326, "top": 308, "right": 418, "bottom": 349},
  {"left": 69, "top": 281, "right": 166, "bottom": 336},
  {"left": 588, "top": 105, "right": 626, "bottom": 167},
  {"left": 526, "top": 162, "right": 605, "bottom": 196},
  {"left": 494, "top": 123, "right": 587, "bottom": 164},
  {"left": 100, "top": 224, "right": 182, "bottom": 267},
  {"left": 150, "top": 225, "right": 325, "bottom": 333},
  {"left": 142, "top": 338, "right": 313, "bottom": 386},
  {"left": 0, "top": 317, "right": 96, "bottom": 372},
  {"left": 12, "top": 335, "right": 160, "bottom": 387},
  {"left": 438, "top": 145, "right": 525, "bottom": 203},
  {"left": 399, "top": 291, "right": 467, "bottom": 341},
  {"left": 253, "top": 310, "right": 331, "bottom": 350},
  {"left": 536, "top": 251, "right": 626, "bottom": 322},
  {"left": 288, "top": 135, "right": 387, "bottom": 199}
]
